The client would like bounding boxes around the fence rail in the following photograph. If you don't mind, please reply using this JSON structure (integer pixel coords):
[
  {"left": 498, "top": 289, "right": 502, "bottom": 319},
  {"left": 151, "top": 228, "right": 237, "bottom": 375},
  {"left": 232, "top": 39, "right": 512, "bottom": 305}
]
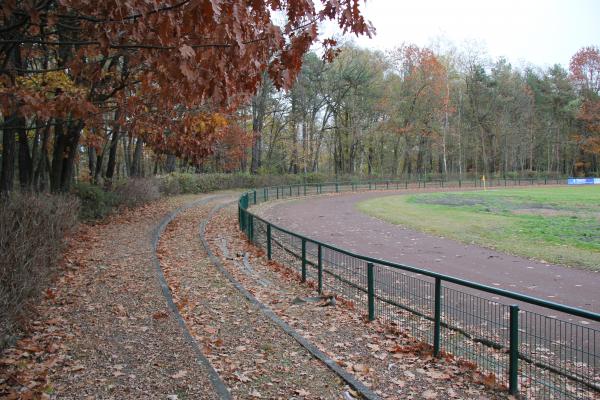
[{"left": 237, "top": 179, "right": 600, "bottom": 399}]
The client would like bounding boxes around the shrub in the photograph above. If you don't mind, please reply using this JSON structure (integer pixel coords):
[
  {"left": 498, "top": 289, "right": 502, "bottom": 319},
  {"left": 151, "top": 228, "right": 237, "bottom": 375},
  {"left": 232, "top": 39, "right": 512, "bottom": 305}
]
[
  {"left": 0, "top": 193, "right": 78, "bottom": 350},
  {"left": 157, "top": 172, "right": 331, "bottom": 195},
  {"left": 114, "top": 178, "right": 161, "bottom": 208},
  {"left": 72, "top": 182, "right": 118, "bottom": 221},
  {"left": 158, "top": 174, "right": 182, "bottom": 196}
]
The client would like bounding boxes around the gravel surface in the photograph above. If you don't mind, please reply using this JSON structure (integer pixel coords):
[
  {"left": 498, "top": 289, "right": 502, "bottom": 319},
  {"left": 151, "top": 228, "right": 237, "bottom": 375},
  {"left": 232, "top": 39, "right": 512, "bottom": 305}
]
[
  {"left": 157, "top": 197, "right": 352, "bottom": 399},
  {"left": 1, "top": 195, "right": 223, "bottom": 399},
  {"left": 205, "top": 204, "right": 509, "bottom": 400}
]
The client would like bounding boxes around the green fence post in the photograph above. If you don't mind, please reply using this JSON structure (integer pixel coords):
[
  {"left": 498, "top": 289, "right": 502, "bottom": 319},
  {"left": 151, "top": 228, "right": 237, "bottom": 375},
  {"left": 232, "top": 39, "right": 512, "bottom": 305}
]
[
  {"left": 301, "top": 238, "right": 307, "bottom": 282},
  {"left": 367, "top": 262, "right": 375, "bottom": 321},
  {"left": 386, "top": 181, "right": 389, "bottom": 189},
  {"left": 267, "top": 224, "right": 272, "bottom": 260},
  {"left": 276, "top": 187, "right": 279, "bottom": 199},
  {"left": 245, "top": 210, "right": 250, "bottom": 236},
  {"left": 433, "top": 277, "right": 442, "bottom": 357},
  {"left": 303, "top": 184, "right": 307, "bottom": 196},
  {"left": 317, "top": 244, "right": 323, "bottom": 293},
  {"left": 297, "top": 185, "right": 300, "bottom": 196},
  {"left": 405, "top": 180, "right": 408, "bottom": 189},
  {"left": 248, "top": 214, "right": 254, "bottom": 243},
  {"left": 289, "top": 185, "right": 292, "bottom": 196},
  {"left": 240, "top": 207, "right": 246, "bottom": 231},
  {"left": 458, "top": 179, "right": 461, "bottom": 188},
  {"left": 509, "top": 304, "right": 520, "bottom": 396},
  {"left": 369, "top": 182, "right": 372, "bottom": 190},
  {"left": 253, "top": 190, "right": 257, "bottom": 205},
  {"left": 544, "top": 176, "right": 547, "bottom": 185}
]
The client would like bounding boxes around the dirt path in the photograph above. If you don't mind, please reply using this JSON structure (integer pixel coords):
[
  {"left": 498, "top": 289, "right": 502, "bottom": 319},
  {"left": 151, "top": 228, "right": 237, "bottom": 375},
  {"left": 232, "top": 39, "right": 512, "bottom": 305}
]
[
  {"left": 157, "top": 197, "right": 357, "bottom": 399},
  {"left": 258, "top": 191, "right": 600, "bottom": 318},
  {"left": 0, "top": 195, "right": 226, "bottom": 399}
]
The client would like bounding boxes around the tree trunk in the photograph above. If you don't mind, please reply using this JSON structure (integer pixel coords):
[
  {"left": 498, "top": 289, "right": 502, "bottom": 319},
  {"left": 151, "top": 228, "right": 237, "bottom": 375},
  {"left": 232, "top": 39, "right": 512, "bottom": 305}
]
[
  {"left": 59, "top": 121, "right": 82, "bottom": 192},
  {"left": 123, "top": 134, "right": 132, "bottom": 177},
  {"left": 34, "top": 124, "right": 50, "bottom": 192},
  {"left": 442, "top": 80, "right": 450, "bottom": 176},
  {"left": 30, "top": 124, "right": 41, "bottom": 184},
  {"left": 479, "top": 125, "right": 489, "bottom": 176},
  {"left": 88, "top": 146, "right": 96, "bottom": 179},
  {"left": 130, "top": 138, "right": 144, "bottom": 177},
  {"left": 50, "top": 120, "right": 67, "bottom": 192},
  {"left": 1, "top": 40, "right": 25, "bottom": 196},
  {"left": 105, "top": 126, "right": 121, "bottom": 182},
  {"left": 165, "top": 154, "right": 176, "bottom": 173},
  {"left": 251, "top": 78, "right": 269, "bottom": 174},
  {"left": 0, "top": 115, "right": 17, "bottom": 196},
  {"left": 288, "top": 95, "right": 299, "bottom": 174},
  {"left": 17, "top": 117, "right": 33, "bottom": 189},
  {"left": 94, "top": 153, "right": 104, "bottom": 184},
  {"left": 457, "top": 89, "right": 463, "bottom": 178}
]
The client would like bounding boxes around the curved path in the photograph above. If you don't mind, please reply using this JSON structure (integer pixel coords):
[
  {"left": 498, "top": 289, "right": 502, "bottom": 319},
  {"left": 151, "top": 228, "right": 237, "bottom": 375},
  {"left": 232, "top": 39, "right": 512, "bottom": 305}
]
[
  {"left": 155, "top": 195, "right": 370, "bottom": 399},
  {"left": 261, "top": 190, "right": 600, "bottom": 317}
]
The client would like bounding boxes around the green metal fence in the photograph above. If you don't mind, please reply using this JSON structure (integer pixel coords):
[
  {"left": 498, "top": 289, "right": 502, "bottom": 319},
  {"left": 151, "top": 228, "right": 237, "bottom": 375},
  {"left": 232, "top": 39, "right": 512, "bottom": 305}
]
[{"left": 238, "top": 179, "right": 600, "bottom": 399}]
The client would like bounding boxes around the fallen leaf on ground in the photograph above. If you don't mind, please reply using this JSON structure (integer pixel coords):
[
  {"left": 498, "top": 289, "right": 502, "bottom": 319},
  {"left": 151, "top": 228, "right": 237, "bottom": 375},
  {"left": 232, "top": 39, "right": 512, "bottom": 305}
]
[{"left": 171, "top": 370, "right": 187, "bottom": 379}]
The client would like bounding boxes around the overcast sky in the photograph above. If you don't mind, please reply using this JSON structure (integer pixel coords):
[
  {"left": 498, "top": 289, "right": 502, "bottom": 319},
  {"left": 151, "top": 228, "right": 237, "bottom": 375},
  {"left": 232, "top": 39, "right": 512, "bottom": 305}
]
[{"left": 328, "top": 0, "right": 599, "bottom": 69}]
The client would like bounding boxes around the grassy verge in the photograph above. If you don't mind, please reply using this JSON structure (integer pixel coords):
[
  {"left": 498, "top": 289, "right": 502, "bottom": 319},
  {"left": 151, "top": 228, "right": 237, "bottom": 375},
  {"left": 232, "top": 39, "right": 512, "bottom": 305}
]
[{"left": 356, "top": 186, "right": 600, "bottom": 270}]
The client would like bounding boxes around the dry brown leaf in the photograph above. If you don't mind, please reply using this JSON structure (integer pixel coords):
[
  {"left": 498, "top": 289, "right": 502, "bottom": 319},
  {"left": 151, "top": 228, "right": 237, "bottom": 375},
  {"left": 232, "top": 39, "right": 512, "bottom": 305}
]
[
  {"left": 171, "top": 370, "right": 187, "bottom": 379},
  {"left": 152, "top": 311, "right": 168, "bottom": 320},
  {"left": 295, "top": 388, "right": 311, "bottom": 396},
  {"left": 366, "top": 343, "right": 380, "bottom": 351}
]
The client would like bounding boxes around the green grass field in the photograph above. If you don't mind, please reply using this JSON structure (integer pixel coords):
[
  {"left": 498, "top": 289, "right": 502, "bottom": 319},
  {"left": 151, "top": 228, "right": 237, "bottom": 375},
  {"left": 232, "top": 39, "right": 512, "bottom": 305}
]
[{"left": 356, "top": 186, "right": 600, "bottom": 270}]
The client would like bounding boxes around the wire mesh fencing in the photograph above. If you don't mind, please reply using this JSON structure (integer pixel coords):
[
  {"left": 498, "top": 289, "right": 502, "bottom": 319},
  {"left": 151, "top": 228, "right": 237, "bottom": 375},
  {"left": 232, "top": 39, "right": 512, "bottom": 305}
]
[{"left": 237, "top": 181, "right": 600, "bottom": 399}]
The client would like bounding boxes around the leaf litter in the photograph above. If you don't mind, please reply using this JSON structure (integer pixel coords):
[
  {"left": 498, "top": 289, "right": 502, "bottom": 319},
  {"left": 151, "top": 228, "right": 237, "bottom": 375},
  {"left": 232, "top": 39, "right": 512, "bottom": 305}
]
[
  {"left": 158, "top": 201, "right": 351, "bottom": 399},
  {"left": 0, "top": 195, "right": 222, "bottom": 399},
  {"left": 204, "top": 204, "right": 510, "bottom": 400}
]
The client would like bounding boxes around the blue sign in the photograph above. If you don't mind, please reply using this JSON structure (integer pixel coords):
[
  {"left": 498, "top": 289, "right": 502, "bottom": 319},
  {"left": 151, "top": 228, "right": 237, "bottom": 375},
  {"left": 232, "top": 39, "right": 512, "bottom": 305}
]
[{"left": 567, "top": 178, "right": 600, "bottom": 185}]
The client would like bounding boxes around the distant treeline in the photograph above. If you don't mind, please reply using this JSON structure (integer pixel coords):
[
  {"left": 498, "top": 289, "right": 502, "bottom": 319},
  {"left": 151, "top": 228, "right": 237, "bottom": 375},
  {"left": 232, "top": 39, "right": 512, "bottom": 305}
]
[{"left": 242, "top": 44, "right": 599, "bottom": 179}]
